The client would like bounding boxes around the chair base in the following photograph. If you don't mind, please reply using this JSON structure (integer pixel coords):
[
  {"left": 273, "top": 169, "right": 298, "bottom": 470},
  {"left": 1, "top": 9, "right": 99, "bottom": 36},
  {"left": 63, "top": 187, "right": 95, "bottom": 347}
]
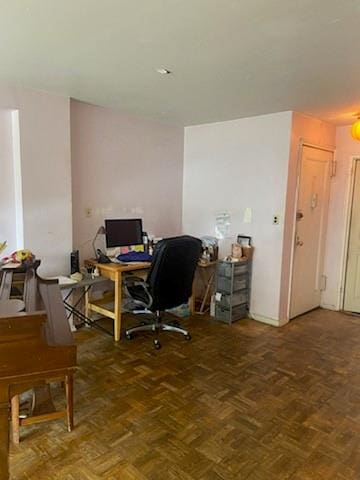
[{"left": 125, "top": 313, "right": 191, "bottom": 349}]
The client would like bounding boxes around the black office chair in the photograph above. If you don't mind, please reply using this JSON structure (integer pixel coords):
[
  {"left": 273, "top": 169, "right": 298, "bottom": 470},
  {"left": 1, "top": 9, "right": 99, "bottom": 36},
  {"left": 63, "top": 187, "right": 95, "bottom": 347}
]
[{"left": 124, "top": 235, "right": 202, "bottom": 349}]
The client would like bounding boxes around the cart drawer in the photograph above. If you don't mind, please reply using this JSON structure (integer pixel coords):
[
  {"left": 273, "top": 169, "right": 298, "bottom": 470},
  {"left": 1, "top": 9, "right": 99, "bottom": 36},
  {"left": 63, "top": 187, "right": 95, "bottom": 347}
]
[
  {"left": 216, "top": 290, "right": 248, "bottom": 308},
  {"left": 215, "top": 303, "right": 248, "bottom": 324},
  {"left": 217, "top": 260, "right": 248, "bottom": 278},
  {"left": 216, "top": 275, "right": 247, "bottom": 293}
]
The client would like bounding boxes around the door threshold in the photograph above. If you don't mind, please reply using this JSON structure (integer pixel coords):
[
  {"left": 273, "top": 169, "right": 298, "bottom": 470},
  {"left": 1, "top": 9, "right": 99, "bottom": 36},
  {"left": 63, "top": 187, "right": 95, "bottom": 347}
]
[{"left": 342, "top": 310, "right": 360, "bottom": 317}]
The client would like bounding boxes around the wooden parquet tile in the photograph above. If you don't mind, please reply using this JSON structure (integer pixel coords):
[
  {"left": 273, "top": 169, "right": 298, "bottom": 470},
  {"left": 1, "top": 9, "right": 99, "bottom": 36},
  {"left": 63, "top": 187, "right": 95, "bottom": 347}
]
[{"left": 9, "top": 309, "right": 360, "bottom": 479}]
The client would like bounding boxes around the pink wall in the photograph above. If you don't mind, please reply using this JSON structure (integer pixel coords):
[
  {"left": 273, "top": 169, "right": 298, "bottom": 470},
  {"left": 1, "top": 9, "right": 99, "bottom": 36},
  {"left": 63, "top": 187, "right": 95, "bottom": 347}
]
[
  {"left": 0, "top": 84, "right": 72, "bottom": 275},
  {"left": 70, "top": 100, "right": 184, "bottom": 260},
  {"left": 279, "top": 112, "right": 336, "bottom": 323},
  {"left": 321, "top": 125, "right": 360, "bottom": 310}
]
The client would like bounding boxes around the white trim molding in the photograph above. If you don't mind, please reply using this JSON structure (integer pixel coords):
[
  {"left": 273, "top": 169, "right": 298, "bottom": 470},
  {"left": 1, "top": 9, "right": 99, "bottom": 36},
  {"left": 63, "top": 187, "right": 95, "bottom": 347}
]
[{"left": 249, "top": 312, "right": 289, "bottom": 327}]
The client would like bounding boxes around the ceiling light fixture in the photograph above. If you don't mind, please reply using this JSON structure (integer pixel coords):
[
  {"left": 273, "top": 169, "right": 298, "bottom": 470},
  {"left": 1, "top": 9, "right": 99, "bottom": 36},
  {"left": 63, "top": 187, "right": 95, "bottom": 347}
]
[
  {"left": 351, "top": 114, "right": 360, "bottom": 141},
  {"left": 156, "top": 68, "right": 171, "bottom": 75}
]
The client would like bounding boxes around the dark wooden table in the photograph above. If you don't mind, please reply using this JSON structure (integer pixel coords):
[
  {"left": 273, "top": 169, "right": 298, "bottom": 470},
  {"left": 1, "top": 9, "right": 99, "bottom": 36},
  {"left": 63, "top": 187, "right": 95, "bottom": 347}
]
[{"left": 0, "top": 312, "right": 76, "bottom": 479}]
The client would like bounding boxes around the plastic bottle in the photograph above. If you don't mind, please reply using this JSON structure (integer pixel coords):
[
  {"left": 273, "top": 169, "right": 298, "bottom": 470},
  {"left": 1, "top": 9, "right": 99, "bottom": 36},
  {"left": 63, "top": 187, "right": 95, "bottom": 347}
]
[{"left": 142, "top": 231, "right": 148, "bottom": 252}]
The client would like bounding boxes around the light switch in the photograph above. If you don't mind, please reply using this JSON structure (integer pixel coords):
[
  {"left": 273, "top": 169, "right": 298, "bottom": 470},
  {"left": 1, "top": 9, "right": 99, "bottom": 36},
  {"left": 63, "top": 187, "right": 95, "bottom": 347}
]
[{"left": 243, "top": 207, "right": 252, "bottom": 224}]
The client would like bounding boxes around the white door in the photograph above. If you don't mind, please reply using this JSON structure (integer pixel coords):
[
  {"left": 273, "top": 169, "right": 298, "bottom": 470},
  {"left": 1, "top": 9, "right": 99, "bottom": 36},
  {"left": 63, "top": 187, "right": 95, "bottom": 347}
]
[
  {"left": 344, "top": 160, "right": 360, "bottom": 312},
  {"left": 290, "top": 145, "right": 333, "bottom": 319}
]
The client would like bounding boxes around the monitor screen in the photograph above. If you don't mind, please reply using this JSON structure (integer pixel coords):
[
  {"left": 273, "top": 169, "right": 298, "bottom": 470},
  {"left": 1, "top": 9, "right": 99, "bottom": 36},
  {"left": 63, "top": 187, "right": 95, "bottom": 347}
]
[{"left": 105, "top": 218, "right": 143, "bottom": 248}]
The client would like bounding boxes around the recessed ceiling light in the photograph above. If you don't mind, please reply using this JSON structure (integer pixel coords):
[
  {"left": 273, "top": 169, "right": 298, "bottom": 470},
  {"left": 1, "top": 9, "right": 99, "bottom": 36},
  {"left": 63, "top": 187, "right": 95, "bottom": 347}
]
[{"left": 156, "top": 68, "right": 172, "bottom": 75}]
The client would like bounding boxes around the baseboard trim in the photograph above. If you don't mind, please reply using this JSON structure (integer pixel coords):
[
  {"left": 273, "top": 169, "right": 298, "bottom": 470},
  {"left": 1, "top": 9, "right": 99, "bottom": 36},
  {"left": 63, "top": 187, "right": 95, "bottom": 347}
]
[
  {"left": 320, "top": 303, "right": 339, "bottom": 311},
  {"left": 249, "top": 312, "right": 288, "bottom": 327}
]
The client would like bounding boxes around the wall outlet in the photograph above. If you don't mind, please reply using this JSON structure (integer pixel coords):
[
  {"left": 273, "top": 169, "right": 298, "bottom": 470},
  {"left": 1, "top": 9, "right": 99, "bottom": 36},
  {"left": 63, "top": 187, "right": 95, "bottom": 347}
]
[{"left": 273, "top": 214, "right": 279, "bottom": 225}]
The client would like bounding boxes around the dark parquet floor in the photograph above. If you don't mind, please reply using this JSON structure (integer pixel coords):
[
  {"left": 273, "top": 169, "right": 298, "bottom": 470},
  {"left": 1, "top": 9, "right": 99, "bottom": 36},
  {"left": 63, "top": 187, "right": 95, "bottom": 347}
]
[{"left": 10, "top": 309, "right": 360, "bottom": 479}]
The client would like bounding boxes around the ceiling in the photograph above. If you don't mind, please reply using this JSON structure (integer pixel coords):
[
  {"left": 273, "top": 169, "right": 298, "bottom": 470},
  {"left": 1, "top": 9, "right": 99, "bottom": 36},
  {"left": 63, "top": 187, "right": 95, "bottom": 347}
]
[{"left": 0, "top": 0, "right": 359, "bottom": 126}]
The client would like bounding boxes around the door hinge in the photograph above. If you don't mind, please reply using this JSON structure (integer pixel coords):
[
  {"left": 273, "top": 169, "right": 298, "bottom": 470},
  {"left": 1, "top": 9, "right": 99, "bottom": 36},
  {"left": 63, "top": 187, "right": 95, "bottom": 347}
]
[
  {"left": 330, "top": 160, "right": 337, "bottom": 178},
  {"left": 320, "top": 275, "right": 327, "bottom": 291}
]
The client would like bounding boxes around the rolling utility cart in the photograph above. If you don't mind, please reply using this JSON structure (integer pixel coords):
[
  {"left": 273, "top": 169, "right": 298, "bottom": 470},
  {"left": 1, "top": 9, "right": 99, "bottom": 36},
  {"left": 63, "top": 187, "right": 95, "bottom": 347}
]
[{"left": 214, "top": 236, "right": 252, "bottom": 324}]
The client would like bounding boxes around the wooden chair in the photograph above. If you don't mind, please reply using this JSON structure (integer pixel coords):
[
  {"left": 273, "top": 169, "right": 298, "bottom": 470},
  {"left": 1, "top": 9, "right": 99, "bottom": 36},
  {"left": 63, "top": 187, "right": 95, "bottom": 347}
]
[
  {"left": 10, "top": 373, "right": 74, "bottom": 445},
  {"left": 0, "top": 259, "right": 41, "bottom": 310},
  {"left": 0, "top": 261, "right": 77, "bottom": 445},
  {"left": 0, "top": 312, "right": 77, "bottom": 478}
]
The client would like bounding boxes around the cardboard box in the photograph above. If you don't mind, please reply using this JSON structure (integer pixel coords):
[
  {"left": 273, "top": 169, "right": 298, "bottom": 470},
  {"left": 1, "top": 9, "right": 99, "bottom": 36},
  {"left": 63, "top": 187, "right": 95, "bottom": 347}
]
[{"left": 242, "top": 245, "right": 254, "bottom": 260}]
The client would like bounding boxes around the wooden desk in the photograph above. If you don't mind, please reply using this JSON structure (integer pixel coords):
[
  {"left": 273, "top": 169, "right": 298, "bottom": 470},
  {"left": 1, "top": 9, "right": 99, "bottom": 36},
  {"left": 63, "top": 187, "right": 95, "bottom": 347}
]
[
  {"left": 0, "top": 312, "right": 76, "bottom": 479},
  {"left": 84, "top": 261, "right": 151, "bottom": 342}
]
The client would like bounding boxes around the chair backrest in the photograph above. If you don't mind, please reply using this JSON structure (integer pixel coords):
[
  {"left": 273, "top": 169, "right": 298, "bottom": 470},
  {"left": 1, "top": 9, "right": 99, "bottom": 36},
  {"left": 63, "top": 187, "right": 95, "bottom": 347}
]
[
  {"left": 146, "top": 235, "right": 202, "bottom": 311},
  {"left": 35, "top": 275, "right": 74, "bottom": 346},
  {"left": 23, "top": 259, "right": 42, "bottom": 311}
]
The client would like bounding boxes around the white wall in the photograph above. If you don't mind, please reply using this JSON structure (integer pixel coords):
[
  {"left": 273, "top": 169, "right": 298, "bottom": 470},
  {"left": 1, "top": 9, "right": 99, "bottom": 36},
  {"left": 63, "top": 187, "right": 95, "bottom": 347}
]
[
  {"left": 0, "top": 109, "right": 17, "bottom": 256},
  {"left": 183, "top": 112, "right": 293, "bottom": 324},
  {"left": 70, "top": 100, "right": 184, "bottom": 260},
  {"left": 321, "top": 125, "right": 360, "bottom": 310},
  {"left": 0, "top": 85, "right": 72, "bottom": 275}
]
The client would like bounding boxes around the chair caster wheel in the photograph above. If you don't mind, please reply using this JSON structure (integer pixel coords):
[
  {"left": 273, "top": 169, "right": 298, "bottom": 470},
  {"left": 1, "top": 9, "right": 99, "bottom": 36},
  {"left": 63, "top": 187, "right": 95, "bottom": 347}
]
[
  {"left": 154, "top": 340, "right": 161, "bottom": 350},
  {"left": 126, "top": 333, "right": 133, "bottom": 340},
  {"left": 185, "top": 334, "right": 191, "bottom": 341}
]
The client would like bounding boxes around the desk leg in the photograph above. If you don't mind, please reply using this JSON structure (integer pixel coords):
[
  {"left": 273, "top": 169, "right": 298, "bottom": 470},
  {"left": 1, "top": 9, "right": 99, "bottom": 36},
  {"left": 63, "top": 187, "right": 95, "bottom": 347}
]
[
  {"left": 199, "top": 272, "right": 215, "bottom": 314},
  {"left": 114, "top": 271, "right": 122, "bottom": 342},
  {"left": 11, "top": 395, "right": 20, "bottom": 445},
  {"left": 65, "top": 374, "right": 74, "bottom": 432},
  {"left": 0, "top": 385, "right": 10, "bottom": 480},
  {"left": 84, "top": 287, "right": 90, "bottom": 321}
]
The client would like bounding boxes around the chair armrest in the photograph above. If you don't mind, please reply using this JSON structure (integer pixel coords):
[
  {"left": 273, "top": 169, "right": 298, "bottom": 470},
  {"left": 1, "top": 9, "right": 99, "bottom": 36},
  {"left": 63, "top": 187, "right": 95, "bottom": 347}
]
[{"left": 124, "top": 276, "right": 148, "bottom": 287}]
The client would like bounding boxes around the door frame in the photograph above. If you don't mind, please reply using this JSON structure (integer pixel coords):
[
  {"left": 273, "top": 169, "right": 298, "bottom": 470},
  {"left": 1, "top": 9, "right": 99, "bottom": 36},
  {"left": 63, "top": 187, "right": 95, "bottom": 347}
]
[
  {"left": 287, "top": 140, "right": 335, "bottom": 319},
  {"left": 340, "top": 156, "right": 360, "bottom": 310}
]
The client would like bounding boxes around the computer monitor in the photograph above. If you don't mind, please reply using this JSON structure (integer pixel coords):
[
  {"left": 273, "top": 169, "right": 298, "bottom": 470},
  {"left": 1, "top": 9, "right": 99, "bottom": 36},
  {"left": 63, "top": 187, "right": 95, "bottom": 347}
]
[{"left": 105, "top": 218, "right": 143, "bottom": 248}]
